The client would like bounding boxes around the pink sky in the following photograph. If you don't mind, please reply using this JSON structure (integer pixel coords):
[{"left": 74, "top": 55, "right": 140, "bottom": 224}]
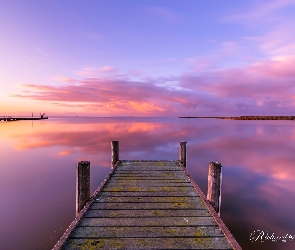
[{"left": 1, "top": 0, "right": 295, "bottom": 116}]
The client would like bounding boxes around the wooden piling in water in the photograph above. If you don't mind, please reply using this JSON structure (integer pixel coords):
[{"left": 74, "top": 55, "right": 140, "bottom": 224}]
[
  {"left": 207, "top": 161, "right": 222, "bottom": 216},
  {"left": 179, "top": 141, "right": 187, "bottom": 168},
  {"left": 111, "top": 141, "right": 119, "bottom": 167},
  {"left": 76, "top": 161, "right": 90, "bottom": 216}
]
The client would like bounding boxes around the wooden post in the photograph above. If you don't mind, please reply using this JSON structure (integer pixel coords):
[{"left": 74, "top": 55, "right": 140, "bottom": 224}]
[
  {"left": 179, "top": 141, "right": 187, "bottom": 168},
  {"left": 207, "top": 162, "right": 222, "bottom": 216},
  {"left": 76, "top": 161, "right": 90, "bottom": 216},
  {"left": 111, "top": 141, "right": 119, "bottom": 167}
]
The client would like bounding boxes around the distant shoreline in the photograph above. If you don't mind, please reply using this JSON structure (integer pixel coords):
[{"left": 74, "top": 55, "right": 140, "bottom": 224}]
[{"left": 178, "top": 116, "right": 295, "bottom": 120}]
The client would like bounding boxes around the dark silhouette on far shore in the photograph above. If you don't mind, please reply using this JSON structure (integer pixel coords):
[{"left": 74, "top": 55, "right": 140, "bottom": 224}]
[{"left": 179, "top": 116, "right": 295, "bottom": 120}]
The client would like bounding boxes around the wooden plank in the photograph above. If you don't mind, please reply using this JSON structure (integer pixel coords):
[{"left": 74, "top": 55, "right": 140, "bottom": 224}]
[
  {"left": 111, "top": 176, "right": 188, "bottom": 179},
  {"left": 113, "top": 171, "right": 184, "bottom": 175},
  {"left": 113, "top": 170, "right": 185, "bottom": 174},
  {"left": 112, "top": 175, "right": 187, "bottom": 179},
  {"left": 90, "top": 201, "right": 207, "bottom": 210},
  {"left": 104, "top": 182, "right": 193, "bottom": 187},
  {"left": 101, "top": 186, "right": 195, "bottom": 192},
  {"left": 116, "top": 163, "right": 181, "bottom": 168},
  {"left": 79, "top": 217, "right": 219, "bottom": 227},
  {"left": 94, "top": 196, "right": 200, "bottom": 203},
  {"left": 116, "top": 167, "right": 182, "bottom": 170},
  {"left": 63, "top": 237, "right": 233, "bottom": 249},
  {"left": 84, "top": 209, "right": 210, "bottom": 217},
  {"left": 99, "top": 191, "right": 198, "bottom": 197},
  {"left": 106, "top": 179, "right": 190, "bottom": 183},
  {"left": 116, "top": 168, "right": 182, "bottom": 172},
  {"left": 110, "top": 177, "right": 188, "bottom": 181},
  {"left": 114, "top": 169, "right": 182, "bottom": 172},
  {"left": 70, "top": 226, "right": 224, "bottom": 238},
  {"left": 119, "top": 161, "right": 178, "bottom": 165}
]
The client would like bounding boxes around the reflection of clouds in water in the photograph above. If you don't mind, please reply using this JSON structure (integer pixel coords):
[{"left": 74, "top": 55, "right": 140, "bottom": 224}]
[
  {"left": 2, "top": 118, "right": 295, "bottom": 250},
  {"left": 220, "top": 166, "right": 295, "bottom": 249},
  {"left": 8, "top": 119, "right": 295, "bottom": 181}
]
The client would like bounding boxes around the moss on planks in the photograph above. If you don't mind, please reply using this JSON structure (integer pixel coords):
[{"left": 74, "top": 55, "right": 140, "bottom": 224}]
[
  {"left": 94, "top": 196, "right": 200, "bottom": 203},
  {"left": 90, "top": 201, "right": 207, "bottom": 210},
  {"left": 78, "top": 217, "right": 219, "bottom": 227},
  {"left": 101, "top": 186, "right": 193, "bottom": 192},
  {"left": 70, "top": 226, "right": 224, "bottom": 238},
  {"left": 63, "top": 238, "right": 233, "bottom": 249}
]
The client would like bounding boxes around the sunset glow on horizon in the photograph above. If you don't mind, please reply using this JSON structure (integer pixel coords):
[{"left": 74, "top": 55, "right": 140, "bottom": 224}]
[{"left": 1, "top": 0, "right": 295, "bottom": 117}]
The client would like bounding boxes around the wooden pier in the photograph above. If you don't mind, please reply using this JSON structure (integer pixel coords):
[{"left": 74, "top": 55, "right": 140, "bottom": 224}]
[
  {"left": 0, "top": 116, "right": 48, "bottom": 121},
  {"left": 54, "top": 142, "right": 241, "bottom": 250}
]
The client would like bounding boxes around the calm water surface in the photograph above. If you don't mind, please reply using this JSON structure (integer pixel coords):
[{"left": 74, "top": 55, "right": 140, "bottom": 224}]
[{"left": 0, "top": 117, "right": 294, "bottom": 250}]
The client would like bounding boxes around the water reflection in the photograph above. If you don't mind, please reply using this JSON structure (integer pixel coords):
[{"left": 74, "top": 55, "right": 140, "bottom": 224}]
[{"left": 0, "top": 118, "right": 294, "bottom": 249}]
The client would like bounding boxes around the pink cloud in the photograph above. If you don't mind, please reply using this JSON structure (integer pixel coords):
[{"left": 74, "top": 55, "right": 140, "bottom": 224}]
[
  {"left": 243, "top": 21, "right": 295, "bottom": 56},
  {"left": 51, "top": 75, "right": 77, "bottom": 83},
  {"left": 14, "top": 77, "right": 210, "bottom": 115},
  {"left": 249, "top": 55, "right": 295, "bottom": 77},
  {"left": 182, "top": 55, "right": 295, "bottom": 98},
  {"left": 13, "top": 55, "right": 295, "bottom": 116},
  {"left": 99, "top": 66, "right": 116, "bottom": 72}
]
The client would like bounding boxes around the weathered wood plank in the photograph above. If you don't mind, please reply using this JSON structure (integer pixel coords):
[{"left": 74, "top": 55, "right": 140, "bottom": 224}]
[
  {"left": 94, "top": 196, "right": 200, "bottom": 203},
  {"left": 115, "top": 169, "right": 184, "bottom": 172},
  {"left": 79, "top": 217, "right": 218, "bottom": 227},
  {"left": 112, "top": 174, "right": 186, "bottom": 180},
  {"left": 105, "top": 182, "right": 193, "bottom": 187},
  {"left": 113, "top": 172, "right": 185, "bottom": 176},
  {"left": 116, "top": 168, "right": 182, "bottom": 171},
  {"left": 116, "top": 168, "right": 182, "bottom": 172},
  {"left": 110, "top": 177, "right": 188, "bottom": 181},
  {"left": 107, "top": 179, "right": 190, "bottom": 183},
  {"left": 99, "top": 191, "right": 198, "bottom": 197},
  {"left": 101, "top": 186, "right": 195, "bottom": 192},
  {"left": 84, "top": 209, "right": 210, "bottom": 217},
  {"left": 119, "top": 161, "right": 178, "bottom": 165},
  {"left": 63, "top": 237, "right": 233, "bottom": 249},
  {"left": 112, "top": 172, "right": 185, "bottom": 175},
  {"left": 117, "top": 163, "right": 180, "bottom": 167},
  {"left": 70, "top": 226, "right": 223, "bottom": 238},
  {"left": 90, "top": 201, "right": 207, "bottom": 210}
]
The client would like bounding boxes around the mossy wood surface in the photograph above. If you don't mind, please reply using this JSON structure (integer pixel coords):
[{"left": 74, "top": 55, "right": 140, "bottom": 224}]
[{"left": 62, "top": 161, "right": 234, "bottom": 249}]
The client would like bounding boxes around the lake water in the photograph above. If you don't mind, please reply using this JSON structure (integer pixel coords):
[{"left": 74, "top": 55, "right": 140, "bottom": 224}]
[{"left": 0, "top": 117, "right": 294, "bottom": 250}]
